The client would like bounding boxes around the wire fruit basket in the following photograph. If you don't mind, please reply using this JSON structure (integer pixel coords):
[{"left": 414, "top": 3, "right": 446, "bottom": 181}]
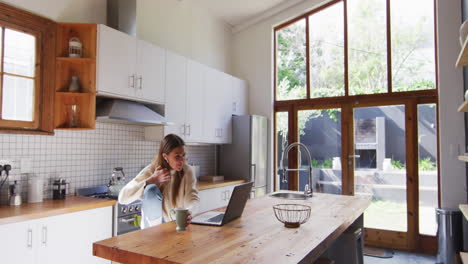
[{"left": 273, "top": 204, "right": 311, "bottom": 228}]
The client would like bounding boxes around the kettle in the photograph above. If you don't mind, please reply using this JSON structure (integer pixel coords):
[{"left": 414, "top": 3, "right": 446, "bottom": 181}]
[
  {"left": 108, "top": 167, "right": 126, "bottom": 197},
  {"left": 9, "top": 180, "right": 22, "bottom": 206}
]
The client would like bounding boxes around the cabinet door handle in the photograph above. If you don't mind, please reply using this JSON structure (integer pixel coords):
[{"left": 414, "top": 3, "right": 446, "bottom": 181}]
[
  {"left": 251, "top": 164, "right": 256, "bottom": 187},
  {"left": 27, "top": 228, "right": 33, "bottom": 248},
  {"left": 138, "top": 76, "right": 143, "bottom": 90},
  {"left": 129, "top": 75, "right": 135, "bottom": 89},
  {"left": 232, "top": 102, "right": 236, "bottom": 112},
  {"left": 187, "top": 124, "right": 191, "bottom": 136},
  {"left": 180, "top": 125, "right": 185, "bottom": 135},
  {"left": 42, "top": 226, "right": 47, "bottom": 245}
]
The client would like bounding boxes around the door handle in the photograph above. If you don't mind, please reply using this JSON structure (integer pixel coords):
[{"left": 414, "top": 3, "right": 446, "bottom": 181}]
[
  {"left": 187, "top": 124, "right": 191, "bottom": 136},
  {"left": 138, "top": 76, "right": 143, "bottom": 90},
  {"left": 180, "top": 125, "right": 185, "bottom": 135},
  {"left": 42, "top": 226, "right": 47, "bottom": 245},
  {"left": 27, "top": 228, "right": 33, "bottom": 248},
  {"left": 348, "top": 155, "right": 360, "bottom": 158},
  {"left": 129, "top": 74, "right": 135, "bottom": 89},
  {"left": 251, "top": 164, "right": 256, "bottom": 187}
]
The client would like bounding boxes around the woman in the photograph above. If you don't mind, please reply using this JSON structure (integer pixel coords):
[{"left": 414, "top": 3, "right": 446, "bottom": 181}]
[{"left": 118, "top": 134, "right": 199, "bottom": 228}]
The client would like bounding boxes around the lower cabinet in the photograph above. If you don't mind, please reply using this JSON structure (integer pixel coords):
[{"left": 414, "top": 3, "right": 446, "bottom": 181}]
[
  {"left": 198, "top": 185, "right": 239, "bottom": 214},
  {"left": 0, "top": 206, "right": 113, "bottom": 264}
]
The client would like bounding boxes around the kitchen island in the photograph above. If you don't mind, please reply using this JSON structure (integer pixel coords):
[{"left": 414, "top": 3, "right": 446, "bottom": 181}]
[{"left": 93, "top": 192, "right": 370, "bottom": 264}]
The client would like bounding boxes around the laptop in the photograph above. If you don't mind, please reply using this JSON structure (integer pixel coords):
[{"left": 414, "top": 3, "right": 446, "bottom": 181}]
[{"left": 192, "top": 182, "right": 253, "bottom": 226}]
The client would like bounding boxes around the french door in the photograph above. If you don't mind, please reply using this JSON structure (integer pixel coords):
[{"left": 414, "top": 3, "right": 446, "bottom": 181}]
[{"left": 275, "top": 98, "right": 439, "bottom": 253}]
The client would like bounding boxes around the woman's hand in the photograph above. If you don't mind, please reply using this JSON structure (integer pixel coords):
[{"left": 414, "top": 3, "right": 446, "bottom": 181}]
[
  {"left": 186, "top": 211, "right": 192, "bottom": 225},
  {"left": 146, "top": 166, "right": 170, "bottom": 186}
]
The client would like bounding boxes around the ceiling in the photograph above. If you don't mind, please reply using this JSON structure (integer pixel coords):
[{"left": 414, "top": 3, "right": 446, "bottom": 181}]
[{"left": 194, "top": 0, "right": 304, "bottom": 32}]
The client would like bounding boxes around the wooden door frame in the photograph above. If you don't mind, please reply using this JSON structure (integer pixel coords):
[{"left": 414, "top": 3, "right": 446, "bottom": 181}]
[{"left": 348, "top": 97, "right": 438, "bottom": 254}]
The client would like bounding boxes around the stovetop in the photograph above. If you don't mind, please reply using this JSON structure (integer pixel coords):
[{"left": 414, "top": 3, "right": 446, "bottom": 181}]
[{"left": 88, "top": 193, "right": 118, "bottom": 200}]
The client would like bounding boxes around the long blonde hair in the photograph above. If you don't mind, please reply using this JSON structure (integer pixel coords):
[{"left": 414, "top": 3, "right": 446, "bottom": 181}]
[{"left": 150, "top": 134, "right": 185, "bottom": 206}]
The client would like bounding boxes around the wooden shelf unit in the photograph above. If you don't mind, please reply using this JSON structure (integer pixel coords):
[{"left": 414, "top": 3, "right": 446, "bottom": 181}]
[
  {"left": 54, "top": 23, "right": 96, "bottom": 130},
  {"left": 458, "top": 100, "right": 468, "bottom": 112},
  {"left": 461, "top": 251, "right": 468, "bottom": 264},
  {"left": 457, "top": 36, "right": 468, "bottom": 67}
]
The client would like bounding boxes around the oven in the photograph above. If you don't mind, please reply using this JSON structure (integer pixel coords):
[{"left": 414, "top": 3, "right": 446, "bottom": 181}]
[
  {"left": 115, "top": 200, "right": 141, "bottom": 235},
  {"left": 77, "top": 186, "right": 142, "bottom": 236}
]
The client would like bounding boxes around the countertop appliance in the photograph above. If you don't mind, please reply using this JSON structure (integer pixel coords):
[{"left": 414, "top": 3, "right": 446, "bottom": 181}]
[
  {"left": 220, "top": 115, "right": 268, "bottom": 198},
  {"left": 77, "top": 185, "right": 141, "bottom": 236}
]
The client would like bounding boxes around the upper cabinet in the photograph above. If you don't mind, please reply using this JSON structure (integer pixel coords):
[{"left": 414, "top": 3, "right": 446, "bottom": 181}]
[
  {"left": 96, "top": 25, "right": 165, "bottom": 104},
  {"left": 164, "top": 51, "right": 187, "bottom": 137},
  {"left": 161, "top": 53, "right": 207, "bottom": 143},
  {"left": 231, "top": 77, "right": 248, "bottom": 116}
]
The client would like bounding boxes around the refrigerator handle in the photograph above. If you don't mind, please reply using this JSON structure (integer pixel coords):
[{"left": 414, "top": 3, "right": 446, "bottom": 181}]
[{"left": 251, "top": 164, "right": 256, "bottom": 187}]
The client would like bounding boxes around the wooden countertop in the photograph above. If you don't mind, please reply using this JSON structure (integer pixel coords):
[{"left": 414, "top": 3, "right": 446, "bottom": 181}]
[
  {"left": 460, "top": 204, "right": 468, "bottom": 220},
  {"left": 93, "top": 192, "right": 370, "bottom": 264},
  {"left": 196, "top": 179, "right": 246, "bottom": 190},
  {"left": 0, "top": 196, "right": 116, "bottom": 225}
]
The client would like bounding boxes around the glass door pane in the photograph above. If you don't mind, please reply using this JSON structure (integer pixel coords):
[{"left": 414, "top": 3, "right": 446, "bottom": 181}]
[
  {"left": 354, "top": 105, "right": 407, "bottom": 232},
  {"left": 276, "top": 112, "right": 289, "bottom": 190},
  {"left": 418, "top": 104, "right": 438, "bottom": 236},
  {"left": 298, "top": 109, "right": 342, "bottom": 194}
]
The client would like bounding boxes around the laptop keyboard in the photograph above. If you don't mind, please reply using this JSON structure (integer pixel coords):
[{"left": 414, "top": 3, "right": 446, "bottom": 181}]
[{"left": 207, "top": 214, "right": 224, "bottom": 223}]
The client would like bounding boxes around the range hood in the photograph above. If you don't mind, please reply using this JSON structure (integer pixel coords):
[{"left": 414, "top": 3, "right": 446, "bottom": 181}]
[{"left": 96, "top": 98, "right": 171, "bottom": 126}]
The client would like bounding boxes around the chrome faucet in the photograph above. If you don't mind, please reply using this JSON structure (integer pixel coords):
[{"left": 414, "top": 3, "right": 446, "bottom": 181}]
[{"left": 280, "top": 142, "right": 313, "bottom": 197}]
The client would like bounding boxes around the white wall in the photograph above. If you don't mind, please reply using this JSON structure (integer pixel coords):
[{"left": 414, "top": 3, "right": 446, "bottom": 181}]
[
  {"left": 437, "top": 0, "right": 465, "bottom": 208},
  {"left": 137, "top": 0, "right": 233, "bottom": 74},
  {"left": 1, "top": 0, "right": 106, "bottom": 23},
  {"left": 232, "top": 0, "right": 466, "bottom": 207}
]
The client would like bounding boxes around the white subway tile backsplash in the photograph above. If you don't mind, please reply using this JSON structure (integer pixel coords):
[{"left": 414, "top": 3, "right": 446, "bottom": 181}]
[{"left": 0, "top": 123, "right": 215, "bottom": 205}]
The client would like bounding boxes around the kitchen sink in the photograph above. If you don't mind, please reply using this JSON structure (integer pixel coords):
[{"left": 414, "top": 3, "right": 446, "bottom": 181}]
[{"left": 269, "top": 192, "right": 311, "bottom": 200}]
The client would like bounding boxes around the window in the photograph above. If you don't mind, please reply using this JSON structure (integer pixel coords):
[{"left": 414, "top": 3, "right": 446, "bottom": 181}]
[
  {"left": 274, "top": 0, "right": 436, "bottom": 99},
  {"left": 274, "top": 0, "right": 438, "bottom": 251},
  {"left": 0, "top": 3, "right": 55, "bottom": 133}
]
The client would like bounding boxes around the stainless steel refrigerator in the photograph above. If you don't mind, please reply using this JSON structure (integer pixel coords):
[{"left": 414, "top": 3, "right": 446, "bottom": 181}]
[{"left": 220, "top": 115, "right": 268, "bottom": 198}]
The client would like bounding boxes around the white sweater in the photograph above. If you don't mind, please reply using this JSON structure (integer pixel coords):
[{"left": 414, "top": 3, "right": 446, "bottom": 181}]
[{"left": 118, "top": 164, "right": 200, "bottom": 222}]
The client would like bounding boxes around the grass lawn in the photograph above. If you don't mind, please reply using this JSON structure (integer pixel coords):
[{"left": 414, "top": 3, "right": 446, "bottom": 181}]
[{"left": 364, "top": 200, "right": 437, "bottom": 236}]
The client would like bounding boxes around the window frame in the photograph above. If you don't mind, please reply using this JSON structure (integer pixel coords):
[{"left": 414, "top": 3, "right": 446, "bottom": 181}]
[
  {"left": 273, "top": 0, "right": 439, "bottom": 103},
  {"left": 0, "top": 3, "right": 55, "bottom": 134}
]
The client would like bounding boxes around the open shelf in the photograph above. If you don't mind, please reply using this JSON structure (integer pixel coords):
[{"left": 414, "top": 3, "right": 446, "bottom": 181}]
[
  {"left": 458, "top": 155, "right": 468, "bottom": 162},
  {"left": 457, "top": 36, "right": 468, "bottom": 67},
  {"left": 55, "top": 59, "right": 95, "bottom": 93},
  {"left": 56, "top": 57, "right": 94, "bottom": 63},
  {"left": 56, "top": 23, "right": 97, "bottom": 59},
  {"left": 458, "top": 100, "right": 468, "bottom": 112},
  {"left": 55, "top": 23, "right": 97, "bottom": 130},
  {"left": 461, "top": 252, "right": 468, "bottom": 264},
  {"left": 54, "top": 93, "right": 95, "bottom": 129},
  {"left": 56, "top": 92, "right": 95, "bottom": 96}
]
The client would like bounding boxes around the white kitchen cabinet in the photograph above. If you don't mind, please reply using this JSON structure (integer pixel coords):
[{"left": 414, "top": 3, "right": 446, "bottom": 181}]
[
  {"left": 97, "top": 24, "right": 136, "bottom": 98},
  {"left": 185, "top": 60, "right": 205, "bottom": 143},
  {"left": 0, "top": 206, "right": 112, "bottom": 264},
  {"left": 97, "top": 24, "right": 165, "bottom": 104},
  {"left": 135, "top": 39, "right": 166, "bottom": 103},
  {"left": 0, "top": 218, "right": 38, "bottom": 264},
  {"left": 231, "top": 77, "right": 248, "bottom": 116},
  {"left": 198, "top": 185, "right": 237, "bottom": 214},
  {"left": 160, "top": 55, "right": 205, "bottom": 143},
  {"left": 164, "top": 51, "right": 187, "bottom": 137},
  {"left": 203, "top": 68, "right": 232, "bottom": 144}
]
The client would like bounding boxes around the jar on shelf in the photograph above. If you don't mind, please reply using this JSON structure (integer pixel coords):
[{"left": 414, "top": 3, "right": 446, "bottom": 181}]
[
  {"left": 65, "top": 104, "right": 79, "bottom": 128},
  {"left": 68, "top": 75, "right": 80, "bottom": 92},
  {"left": 68, "top": 37, "right": 82, "bottom": 58}
]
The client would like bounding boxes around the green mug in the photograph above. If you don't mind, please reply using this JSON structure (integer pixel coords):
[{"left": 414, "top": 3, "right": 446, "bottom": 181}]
[{"left": 170, "top": 208, "right": 188, "bottom": 231}]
